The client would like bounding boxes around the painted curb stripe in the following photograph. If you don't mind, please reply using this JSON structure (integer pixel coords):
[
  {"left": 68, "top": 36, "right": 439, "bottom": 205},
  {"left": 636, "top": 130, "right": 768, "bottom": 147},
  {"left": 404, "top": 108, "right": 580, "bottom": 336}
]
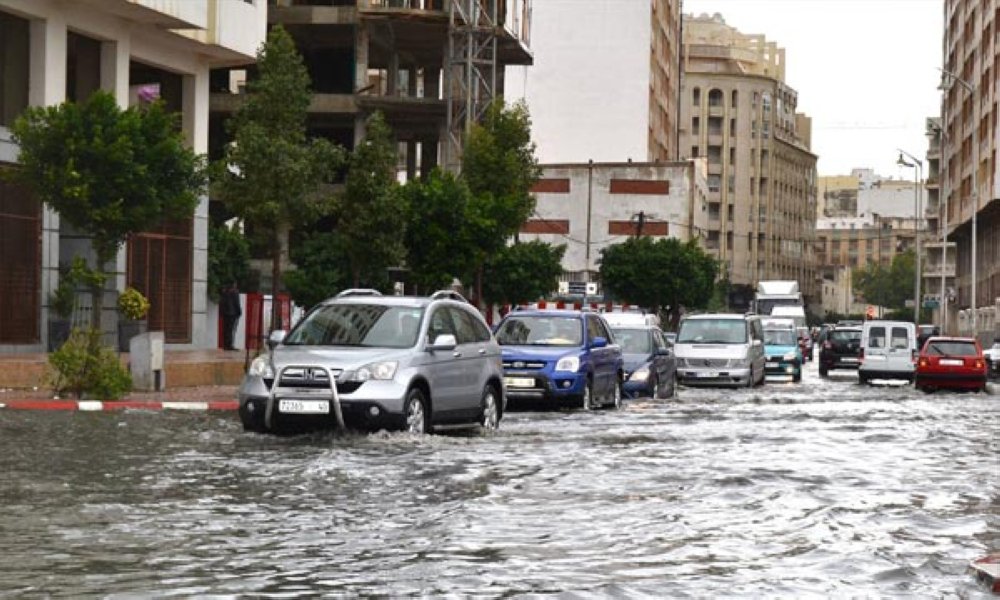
[
  {"left": 103, "top": 401, "right": 163, "bottom": 411},
  {"left": 78, "top": 401, "right": 103, "bottom": 411},
  {"left": 208, "top": 401, "right": 239, "bottom": 411},
  {"left": 162, "top": 401, "right": 208, "bottom": 411},
  {"left": 0, "top": 400, "right": 238, "bottom": 411}
]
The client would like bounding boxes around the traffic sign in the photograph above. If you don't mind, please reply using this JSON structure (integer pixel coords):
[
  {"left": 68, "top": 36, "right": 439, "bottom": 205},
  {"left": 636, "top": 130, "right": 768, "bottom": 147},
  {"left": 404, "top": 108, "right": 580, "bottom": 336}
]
[{"left": 567, "top": 281, "right": 587, "bottom": 295}]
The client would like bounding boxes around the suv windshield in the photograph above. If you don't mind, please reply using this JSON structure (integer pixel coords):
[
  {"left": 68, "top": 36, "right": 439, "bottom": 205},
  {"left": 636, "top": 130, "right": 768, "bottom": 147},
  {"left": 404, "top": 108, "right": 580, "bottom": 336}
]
[
  {"left": 764, "top": 329, "right": 796, "bottom": 346},
  {"left": 677, "top": 319, "right": 748, "bottom": 344},
  {"left": 831, "top": 330, "right": 862, "bottom": 343},
  {"left": 283, "top": 304, "right": 424, "bottom": 348},
  {"left": 612, "top": 328, "right": 651, "bottom": 354},
  {"left": 496, "top": 316, "right": 582, "bottom": 347}
]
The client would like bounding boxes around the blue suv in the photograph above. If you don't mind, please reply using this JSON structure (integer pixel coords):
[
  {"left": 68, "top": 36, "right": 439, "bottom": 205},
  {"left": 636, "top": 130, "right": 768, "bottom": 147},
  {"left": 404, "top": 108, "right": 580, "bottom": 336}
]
[{"left": 494, "top": 309, "right": 624, "bottom": 409}]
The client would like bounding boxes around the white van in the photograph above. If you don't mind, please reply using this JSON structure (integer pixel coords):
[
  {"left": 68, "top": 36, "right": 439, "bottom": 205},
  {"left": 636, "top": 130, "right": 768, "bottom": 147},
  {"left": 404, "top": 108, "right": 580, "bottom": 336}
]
[
  {"left": 770, "top": 305, "right": 807, "bottom": 329},
  {"left": 674, "top": 314, "right": 766, "bottom": 388},
  {"left": 859, "top": 320, "right": 917, "bottom": 383}
]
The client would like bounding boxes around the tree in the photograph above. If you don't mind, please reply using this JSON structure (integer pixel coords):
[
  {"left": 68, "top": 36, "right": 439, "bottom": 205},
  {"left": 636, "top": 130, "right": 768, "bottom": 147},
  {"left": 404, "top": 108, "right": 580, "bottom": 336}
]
[
  {"left": 339, "top": 112, "right": 407, "bottom": 287},
  {"left": 599, "top": 237, "right": 718, "bottom": 328},
  {"left": 401, "top": 169, "right": 476, "bottom": 294},
  {"left": 213, "top": 25, "right": 343, "bottom": 330},
  {"left": 284, "top": 232, "right": 353, "bottom": 310},
  {"left": 10, "top": 90, "right": 206, "bottom": 331},
  {"left": 462, "top": 100, "right": 540, "bottom": 304},
  {"left": 207, "top": 222, "right": 252, "bottom": 302},
  {"left": 481, "top": 241, "right": 566, "bottom": 306},
  {"left": 853, "top": 249, "right": 915, "bottom": 312}
]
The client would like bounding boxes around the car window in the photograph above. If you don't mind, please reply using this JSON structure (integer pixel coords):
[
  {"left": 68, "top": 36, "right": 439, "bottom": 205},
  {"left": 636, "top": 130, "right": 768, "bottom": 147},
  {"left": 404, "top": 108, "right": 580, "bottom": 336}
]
[
  {"left": 612, "top": 328, "right": 651, "bottom": 354},
  {"left": 427, "top": 307, "right": 458, "bottom": 344},
  {"left": 764, "top": 329, "right": 796, "bottom": 346},
  {"left": 750, "top": 320, "right": 764, "bottom": 342},
  {"left": 890, "top": 327, "right": 910, "bottom": 349},
  {"left": 926, "top": 341, "right": 978, "bottom": 356},
  {"left": 449, "top": 307, "right": 480, "bottom": 345},
  {"left": 591, "top": 316, "right": 612, "bottom": 341},
  {"left": 653, "top": 331, "right": 667, "bottom": 352},
  {"left": 495, "top": 316, "right": 582, "bottom": 347},
  {"left": 284, "top": 304, "right": 424, "bottom": 348},
  {"left": 868, "top": 326, "right": 886, "bottom": 348},
  {"left": 830, "top": 330, "right": 862, "bottom": 343}
]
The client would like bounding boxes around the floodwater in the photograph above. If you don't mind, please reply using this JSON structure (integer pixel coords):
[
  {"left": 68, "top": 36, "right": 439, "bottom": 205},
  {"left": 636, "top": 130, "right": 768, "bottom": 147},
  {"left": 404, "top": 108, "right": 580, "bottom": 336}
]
[{"left": 1, "top": 365, "right": 998, "bottom": 598}]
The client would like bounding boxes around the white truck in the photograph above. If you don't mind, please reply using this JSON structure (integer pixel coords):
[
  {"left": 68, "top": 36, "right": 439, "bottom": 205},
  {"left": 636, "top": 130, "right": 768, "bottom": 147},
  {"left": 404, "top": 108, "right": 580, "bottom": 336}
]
[{"left": 753, "top": 281, "right": 803, "bottom": 317}]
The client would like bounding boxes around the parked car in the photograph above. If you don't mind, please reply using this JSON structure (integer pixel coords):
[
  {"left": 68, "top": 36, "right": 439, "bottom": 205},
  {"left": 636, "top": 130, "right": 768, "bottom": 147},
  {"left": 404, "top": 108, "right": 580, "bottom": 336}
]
[
  {"left": 238, "top": 289, "right": 505, "bottom": 435},
  {"left": 915, "top": 336, "right": 988, "bottom": 392},
  {"left": 858, "top": 320, "right": 917, "bottom": 384},
  {"left": 611, "top": 325, "right": 676, "bottom": 399},
  {"left": 494, "top": 309, "right": 624, "bottom": 409},
  {"left": 818, "top": 325, "right": 863, "bottom": 377},
  {"left": 762, "top": 318, "right": 802, "bottom": 382},
  {"left": 797, "top": 326, "right": 814, "bottom": 361},
  {"left": 985, "top": 340, "right": 1000, "bottom": 378},
  {"left": 674, "top": 313, "right": 766, "bottom": 388}
]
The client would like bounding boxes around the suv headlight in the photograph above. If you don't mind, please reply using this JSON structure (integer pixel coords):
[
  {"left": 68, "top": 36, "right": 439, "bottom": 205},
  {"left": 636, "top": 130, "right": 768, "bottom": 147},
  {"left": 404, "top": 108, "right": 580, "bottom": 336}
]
[
  {"left": 349, "top": 361, "right": 398, "bottom": 382},
  {"left": 555, "top": 356, "right": 580, "bottom": 372},
  {"left": 249, "top": 356, "right": 274, "bottom": 379},
  {"left": 630, "top": 367, "right": 650, "bottom": 382},
  {"left": 728, "top": 357, "right": 750, "bottom": 368},
  {"left": 783, "top": 351, "right": 799, "bottom": 362}
]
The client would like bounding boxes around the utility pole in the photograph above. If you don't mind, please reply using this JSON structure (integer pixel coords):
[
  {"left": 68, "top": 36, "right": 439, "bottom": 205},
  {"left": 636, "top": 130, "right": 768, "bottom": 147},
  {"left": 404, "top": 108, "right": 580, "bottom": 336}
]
[{"left": 633, "top": 210, "right": 646, "bottom": 238}]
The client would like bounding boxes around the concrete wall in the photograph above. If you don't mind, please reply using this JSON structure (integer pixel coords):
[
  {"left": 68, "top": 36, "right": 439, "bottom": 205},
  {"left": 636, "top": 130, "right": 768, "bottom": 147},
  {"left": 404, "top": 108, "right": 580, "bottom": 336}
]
[
  {"left": 520, "top": 161, "right": 707, "bottom": 278},
  {"left": 504, "top": 0, "right": 652, "bottom": 163},
  {"left": 857, "top": 182, "right": 924, "bottom": 220}
]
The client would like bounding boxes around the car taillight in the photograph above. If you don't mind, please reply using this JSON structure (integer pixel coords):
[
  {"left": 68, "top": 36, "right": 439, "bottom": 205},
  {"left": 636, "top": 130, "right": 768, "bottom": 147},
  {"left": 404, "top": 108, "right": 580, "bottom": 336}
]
[
  {"left": 918, "top": 357, "right": 929, "bottom": 368},
  {"left": 975, "top": 359, "right": 984, "bottom": 369}
]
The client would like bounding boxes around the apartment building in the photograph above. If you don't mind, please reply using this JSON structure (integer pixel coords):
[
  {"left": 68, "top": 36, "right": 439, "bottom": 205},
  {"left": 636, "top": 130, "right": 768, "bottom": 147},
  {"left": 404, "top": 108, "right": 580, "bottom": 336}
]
[
  {"left": 0, "top": 0, "right": 266, "bottom": 351},
  {"left": 680, "top": 13, "right": 818, "bottom": 307},
  {"left": 504, "top": 0, "right": 681, "bottom": 164},
  {"left": 923, "top": 116, "right": 958, "bottom": 331},
  {"left": 940, "top": 0, "right": 1000, "bottom": 337},
  {"left": 815, "top": 216, "right": 920, "bottom": 270},
  {"left": 519, "top": 161, "right": 709, "bottom": 287},
  {"left": 210, "top": 0, "right": 532, "bottom": 177}
]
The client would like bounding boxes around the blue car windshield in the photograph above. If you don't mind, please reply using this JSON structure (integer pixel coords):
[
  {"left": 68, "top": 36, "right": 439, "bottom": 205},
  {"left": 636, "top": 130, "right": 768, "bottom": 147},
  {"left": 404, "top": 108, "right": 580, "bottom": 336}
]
[
  {"left": 495, "top": 316, "right": 583, "bottom": 347},
  {"left": 284, "top": 304, "right": 424, "bottom": 348},
  {"left": 612, "top": 328, "right": 651, "bottom": 354},
  {"left": 764, "top": 329, "right": 796, "bottom": 346}
]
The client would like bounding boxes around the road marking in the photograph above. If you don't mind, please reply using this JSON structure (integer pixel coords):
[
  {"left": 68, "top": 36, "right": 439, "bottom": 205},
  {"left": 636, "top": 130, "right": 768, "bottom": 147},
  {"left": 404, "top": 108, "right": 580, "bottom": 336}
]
[{"left": 162, "top": 401, "right": 209, "bottom": 411}]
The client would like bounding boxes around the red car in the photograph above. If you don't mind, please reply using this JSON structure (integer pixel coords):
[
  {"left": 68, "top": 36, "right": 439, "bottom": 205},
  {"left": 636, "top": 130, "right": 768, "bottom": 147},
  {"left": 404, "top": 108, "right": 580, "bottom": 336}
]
[{"left": 915, "top": 336, "right": 988, "bottom": 392}]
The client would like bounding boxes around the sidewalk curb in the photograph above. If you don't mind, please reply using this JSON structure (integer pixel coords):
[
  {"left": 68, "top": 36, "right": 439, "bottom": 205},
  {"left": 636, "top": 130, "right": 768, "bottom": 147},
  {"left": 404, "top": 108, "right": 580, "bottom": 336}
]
[{"left": 0, "top": 399, "right": 238, "bottom": 412}]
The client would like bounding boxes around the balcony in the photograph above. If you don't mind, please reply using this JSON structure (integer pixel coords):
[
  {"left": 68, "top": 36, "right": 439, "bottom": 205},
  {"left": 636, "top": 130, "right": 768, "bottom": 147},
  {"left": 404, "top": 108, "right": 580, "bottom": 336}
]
[
  {"left": 177, "top": 0, "right": 267, "bottom": 61},
  {"left": 922, "top": 264, "right": 957, "bottom": 278}
]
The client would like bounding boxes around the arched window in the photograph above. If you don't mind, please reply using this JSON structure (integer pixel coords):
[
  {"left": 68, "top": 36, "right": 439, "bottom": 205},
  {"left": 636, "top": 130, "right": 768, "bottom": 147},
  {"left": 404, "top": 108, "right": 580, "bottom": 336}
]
[{"left": 708, "top": 89, "right": 723, "bottom": 107}]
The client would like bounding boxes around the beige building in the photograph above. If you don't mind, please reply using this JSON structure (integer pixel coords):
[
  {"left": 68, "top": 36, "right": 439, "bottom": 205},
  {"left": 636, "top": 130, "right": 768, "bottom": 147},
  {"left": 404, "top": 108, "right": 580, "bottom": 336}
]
[
  {"left": 505, "top": 0, "right": 681, "bottom": 163},
  {"left": 939, "top": 0, "right": 999, "bottom": 338},
  {"left": 680, "top": 13, "right": 817, "bottom": 308},
  {"left": 815, "top": 216, "right": 920, "bottom": 271}
]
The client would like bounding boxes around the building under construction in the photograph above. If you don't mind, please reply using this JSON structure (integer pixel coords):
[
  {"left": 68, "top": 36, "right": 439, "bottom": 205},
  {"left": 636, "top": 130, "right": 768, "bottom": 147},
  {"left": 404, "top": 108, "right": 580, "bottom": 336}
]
[{"left": 211, "top": 0, "right": 533, "bottom": 177}]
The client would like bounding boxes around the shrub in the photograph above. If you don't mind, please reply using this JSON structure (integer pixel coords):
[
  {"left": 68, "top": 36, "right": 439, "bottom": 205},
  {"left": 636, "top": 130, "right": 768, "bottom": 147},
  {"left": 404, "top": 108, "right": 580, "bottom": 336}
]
[
  {"left": 48, "top": 328, "right": 132, "bottom": 400},
  {"left": 118, "top": 287, "right": 150, "bottom": 321}
]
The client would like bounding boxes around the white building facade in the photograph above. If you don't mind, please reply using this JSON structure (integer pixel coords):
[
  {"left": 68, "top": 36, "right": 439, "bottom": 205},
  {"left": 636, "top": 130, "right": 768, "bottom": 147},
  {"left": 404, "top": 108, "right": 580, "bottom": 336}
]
[
  {"left": 520, "top": 161, "right": 709, "bottom": 287},
  {"left": 0, "top": 0, "right": 265, "bottom": 352}
]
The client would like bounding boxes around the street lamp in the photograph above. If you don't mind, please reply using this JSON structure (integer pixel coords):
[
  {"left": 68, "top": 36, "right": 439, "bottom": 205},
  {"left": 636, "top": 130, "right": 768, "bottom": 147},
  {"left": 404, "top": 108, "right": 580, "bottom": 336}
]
[
  {"left": 939, "top": 68, "right": 977, "bottom": 335},
  {"left": 897, "top": 149, "right": 923, "bottom": 324}
]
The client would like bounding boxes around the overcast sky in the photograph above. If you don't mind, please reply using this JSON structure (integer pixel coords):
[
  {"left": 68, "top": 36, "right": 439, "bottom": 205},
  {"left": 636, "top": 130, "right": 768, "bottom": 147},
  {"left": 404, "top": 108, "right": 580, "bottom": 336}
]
[{"left": 684, "top": 0, "right": 944, "bottom": 179}]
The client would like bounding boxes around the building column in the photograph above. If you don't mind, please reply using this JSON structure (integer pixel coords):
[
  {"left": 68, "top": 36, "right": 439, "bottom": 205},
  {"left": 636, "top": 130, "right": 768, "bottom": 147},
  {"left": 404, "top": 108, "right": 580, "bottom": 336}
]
[
  {"left": 184, "top": 67, "right": 211, "bottom": 348},
  {"left": 30, "top": 15, "right": 67, "bottom": 348},
  {"left": 387, "top": 51, "right": 399, "bottom": 96},
  {"left": 100, "top": 38, "right": 130, "bottom": 107},
  {"left": 354, "top": 22, "right": 370, "bottom": 147}
]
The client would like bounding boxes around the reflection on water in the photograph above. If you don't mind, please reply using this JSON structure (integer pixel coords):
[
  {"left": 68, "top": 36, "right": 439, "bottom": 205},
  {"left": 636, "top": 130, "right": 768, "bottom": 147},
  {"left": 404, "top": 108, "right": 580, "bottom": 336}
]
[{"left": 1, "top": 368, "right": 997, "bottom": 597}]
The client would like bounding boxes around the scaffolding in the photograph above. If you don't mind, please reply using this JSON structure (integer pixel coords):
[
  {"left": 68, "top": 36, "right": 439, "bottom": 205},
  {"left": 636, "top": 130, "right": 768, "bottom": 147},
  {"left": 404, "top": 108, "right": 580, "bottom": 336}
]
[{"left": 444, "top": 0, "right": 498, "bottom": 172}]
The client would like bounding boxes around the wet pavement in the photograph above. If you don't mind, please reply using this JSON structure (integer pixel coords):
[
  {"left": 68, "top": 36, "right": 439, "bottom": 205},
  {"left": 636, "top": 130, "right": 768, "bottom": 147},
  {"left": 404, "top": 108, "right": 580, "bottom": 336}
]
[{"left": 1, "top": 363, "right": 997, "bottom": 597}]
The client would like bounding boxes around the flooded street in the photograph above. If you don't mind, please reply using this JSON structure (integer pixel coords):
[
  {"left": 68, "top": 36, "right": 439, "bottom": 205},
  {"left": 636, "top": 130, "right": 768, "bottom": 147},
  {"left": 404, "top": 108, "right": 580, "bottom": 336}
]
[{"left": 2, "top": 365, "right": 998, "bottom": 598}]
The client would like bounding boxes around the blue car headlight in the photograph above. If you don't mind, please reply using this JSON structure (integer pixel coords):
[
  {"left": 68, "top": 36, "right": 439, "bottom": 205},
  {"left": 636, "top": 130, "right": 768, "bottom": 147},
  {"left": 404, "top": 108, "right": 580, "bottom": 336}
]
[{"left": 555, "top": 356, "right": 580, "bottom": 372}]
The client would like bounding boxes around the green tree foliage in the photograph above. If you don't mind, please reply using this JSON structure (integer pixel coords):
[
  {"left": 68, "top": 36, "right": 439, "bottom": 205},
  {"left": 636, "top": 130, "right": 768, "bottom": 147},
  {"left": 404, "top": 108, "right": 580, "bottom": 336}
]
[
  {"left": 401, "top": 169, "right": 476, "bottom": 294},
  {"left": 600, "top": 237, "right": 718, "bottom": 327},
  {"left": 213, "top": 25, "right": 343, "bottom": 328},
  {"left": 461, "top": 101, "right": 540, "bottom": 303},
  {"left": 10, "top": 91, "right": 205, "bottom": 330},
  {"left": 339, "top": 112, "right": 406, "bottom": 287},
  {"left": 48, "top": 328, "right": 132, "bottom": 400},
  {"left": 284, "top": 232, "right": 354, "bottom": 310},
  {"left": 207, "top": 222, "right": 252, "bottom": 302},
  {"left": 482, "top": 241, "right": 566, "bottom": 306},
  {"left": 852, "top": 249, "right": 916, "bottom": 312}
]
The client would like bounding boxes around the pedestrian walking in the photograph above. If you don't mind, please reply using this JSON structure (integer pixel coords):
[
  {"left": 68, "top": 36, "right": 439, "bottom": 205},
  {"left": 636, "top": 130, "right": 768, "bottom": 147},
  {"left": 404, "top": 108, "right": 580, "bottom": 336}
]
[{"left": 221, "top": 282, "right": 242, "bottom": 351}]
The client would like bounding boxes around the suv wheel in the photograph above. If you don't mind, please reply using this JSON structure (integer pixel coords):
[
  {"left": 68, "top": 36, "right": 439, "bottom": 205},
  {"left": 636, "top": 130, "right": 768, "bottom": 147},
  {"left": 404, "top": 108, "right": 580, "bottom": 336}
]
[
  {"left": 404, "top": 388, "right": 430, "bottom": 434},
  {"left": 611, "top": 376, "right": 622, "bottom": 409},
  {"left": 580, "top": 378, "right": 593, "bottom": 411},
  {"left": 480, "top": 384, "right": 500, "bottom": 430}
]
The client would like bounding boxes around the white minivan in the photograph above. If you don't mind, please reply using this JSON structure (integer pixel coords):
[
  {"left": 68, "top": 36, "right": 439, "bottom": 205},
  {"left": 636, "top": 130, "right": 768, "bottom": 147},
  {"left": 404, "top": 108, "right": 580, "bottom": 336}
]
[
  {"left": 859, "top": 320, "right": 917, "bottom": 384},
  {"left": 675, "top": 314, "right": 766, "bottom": 387}
]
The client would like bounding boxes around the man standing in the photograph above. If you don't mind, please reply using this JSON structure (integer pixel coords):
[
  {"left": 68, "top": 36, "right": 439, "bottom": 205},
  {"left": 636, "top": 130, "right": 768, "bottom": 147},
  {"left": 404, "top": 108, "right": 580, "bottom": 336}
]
[{"left": 221, "top": 282, "right": 242, "bottom": 351}]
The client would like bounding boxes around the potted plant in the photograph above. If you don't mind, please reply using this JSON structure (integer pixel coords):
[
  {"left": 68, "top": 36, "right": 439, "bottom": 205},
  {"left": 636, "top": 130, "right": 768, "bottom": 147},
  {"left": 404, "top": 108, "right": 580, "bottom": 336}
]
[
  {"left": 117, "top": 287, "right": 150, "bottom": 352},
  {"left": 47, "top": 274, "right": 76, "bottom": 352}
]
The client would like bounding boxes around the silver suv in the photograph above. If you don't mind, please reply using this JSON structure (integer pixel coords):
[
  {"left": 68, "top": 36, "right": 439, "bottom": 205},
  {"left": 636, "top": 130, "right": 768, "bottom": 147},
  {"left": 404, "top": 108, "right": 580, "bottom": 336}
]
[{"left": 238, "top": 290, "right": 505, "bottom": 434}]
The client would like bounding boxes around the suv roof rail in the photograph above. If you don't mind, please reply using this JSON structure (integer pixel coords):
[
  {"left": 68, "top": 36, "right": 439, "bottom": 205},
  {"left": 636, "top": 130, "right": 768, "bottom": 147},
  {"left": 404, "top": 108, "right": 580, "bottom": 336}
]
[
  {"left": 336, "top": 288, "right": 383, "bottom": 298},
  {"left": 430, "top": 289, "right": 469, "bottom": 303}
]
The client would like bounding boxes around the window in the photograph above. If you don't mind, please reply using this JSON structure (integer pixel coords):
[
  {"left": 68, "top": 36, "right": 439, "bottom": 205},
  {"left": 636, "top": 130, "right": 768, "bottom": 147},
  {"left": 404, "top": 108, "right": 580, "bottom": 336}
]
[
  {"left": 693, "top": 87, "right": 701, "bottom": 105},
  {"left": 427, "top": 307, "right": 458, "bottom": 344},
  {"left": 453, "top": 307, "right": 491, "bottom": 343},
  {"left": 868, "top": 326, "right": 886, "bottom": 348},
  {"left": 890, "top": 327, "right": 910, "bottom": 349},
  {"left": 0, "top": 10, "right": 30, "bottom": 127}
]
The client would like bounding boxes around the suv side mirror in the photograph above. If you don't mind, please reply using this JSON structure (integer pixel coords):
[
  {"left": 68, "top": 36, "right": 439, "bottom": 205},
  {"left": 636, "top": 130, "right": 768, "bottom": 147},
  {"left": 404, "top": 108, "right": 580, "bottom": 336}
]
[
  {"left": 591, "top": 336, "right": 608, "bottom": 349},
  {"left": 656, "top": 347, "right": 671, "bottom": 356},
  {"left": 428, "top": 334, "right": 457, "bottom": 351},
  {"left": 267, "top": 330, "right": 287, "bottom": 349}
]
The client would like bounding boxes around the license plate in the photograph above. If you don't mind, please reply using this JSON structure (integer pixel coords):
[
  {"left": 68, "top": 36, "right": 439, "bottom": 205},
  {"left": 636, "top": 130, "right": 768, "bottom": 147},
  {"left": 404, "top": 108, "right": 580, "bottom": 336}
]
[
  {"left": 696, "top": 371, "right": 718, "bottom": 378},
  {"left": 841, "top": 357, "right": 859, "bottom": 363},
  {"left": 504, "top": 377, "right": 535, "bottom": 388},
  {"left": 766, "top": 362, "right": 779, "bottom": 368},
  {"left": 278, "top": 399, "right": 329, "bottom": 414},
  {"left": 940, "top": 359, "right": 964, "bottom": 366}
]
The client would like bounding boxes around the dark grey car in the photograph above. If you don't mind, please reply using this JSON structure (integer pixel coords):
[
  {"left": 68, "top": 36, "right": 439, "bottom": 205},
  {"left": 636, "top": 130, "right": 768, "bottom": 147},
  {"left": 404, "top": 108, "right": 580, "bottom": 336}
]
[
  {"left": 238, "top": 290, "right": 505, "bottom": 435},
  {"left": 613, "top": 325, "right": 676, "bottom": 399}
]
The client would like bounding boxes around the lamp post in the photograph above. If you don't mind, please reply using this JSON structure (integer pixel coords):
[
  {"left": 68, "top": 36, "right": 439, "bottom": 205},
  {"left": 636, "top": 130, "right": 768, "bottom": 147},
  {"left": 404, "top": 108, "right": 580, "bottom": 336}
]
[
  {"left": 897, "top": 149, "right": 923, "bottom": 324},
  {"left": 939, "top": 68, "right": 977, "bottom": 336}
]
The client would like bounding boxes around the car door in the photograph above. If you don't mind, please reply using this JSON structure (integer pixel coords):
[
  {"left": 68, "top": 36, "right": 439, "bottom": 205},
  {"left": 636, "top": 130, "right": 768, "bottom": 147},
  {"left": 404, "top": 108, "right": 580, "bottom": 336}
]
[
  {"left": 450, "top": 306, "right": 493, "bottom": 421},
  {"left": 587, "top": 315, "right": 616, "bottom": 398},
  {"left": 749, "top": 319, "right": 766, "bottom": 377},
  {"left": 864, "top": 325, "right": 888, "bottom": 367},
  {"left": 652, "top": 330, "right": 671, "bottom": 384},
  {"left": 886, "top": 324, "right": 914, "bottom": 373},
  {"left": 423, "top": 305, "right": 464, "bottom": 420}
]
